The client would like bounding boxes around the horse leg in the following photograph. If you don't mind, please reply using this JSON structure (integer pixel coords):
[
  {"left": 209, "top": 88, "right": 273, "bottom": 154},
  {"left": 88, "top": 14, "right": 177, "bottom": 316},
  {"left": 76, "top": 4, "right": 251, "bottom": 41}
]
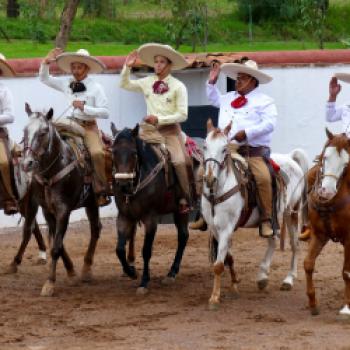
[
  {"left": 7, "top": 202, "right": 38, "bottom": 274},
  {"left": 41, "top": 211, "right": 70, "bottom": 297},
  {"left": 116, "top": 216, "right": 137, "bottom": 279},
  {"left": 304, "top": 233, "right": 327, "bottom": 315},
  {"left": 209, "top": 227, "right": 232, "bottom": 309},
  {"left": 81, "top": 202, "right": 101, "bottom": 282},
  {"left": 257, "top": 236, "right": 276, "bottom": 290},
  {"left": 339, "top": 238, "right": 350, "bottom": 319},
  {"left": 163, "top": 212, "right": 189, "bottom": 283},
  {"left": 127, "top": 224, "right": 136, "bottom": 267},
  {"left": 137, "top": 219, "right": 157, "bottom": 295},
  {"left": 225, "top": 250, "right": 240, "bottom": 299},
  {"left": 32, "top": 220, "right": 47, "bottom": 264},
  {"left": 281, "top": 209, "right": 299, "bottom": 291}
]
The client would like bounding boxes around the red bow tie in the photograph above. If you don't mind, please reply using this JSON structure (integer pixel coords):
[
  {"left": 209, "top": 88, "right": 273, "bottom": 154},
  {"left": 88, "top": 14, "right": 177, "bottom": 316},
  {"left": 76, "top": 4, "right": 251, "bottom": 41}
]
[{"left": 231, "top": 95, "right": 248, "bottom": 109}]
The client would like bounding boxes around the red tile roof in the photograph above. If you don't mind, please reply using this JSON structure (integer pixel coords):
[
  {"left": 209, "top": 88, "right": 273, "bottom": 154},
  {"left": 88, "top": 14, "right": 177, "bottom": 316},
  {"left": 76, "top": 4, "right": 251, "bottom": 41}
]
[{"left": 8, "top": 49, "right": 350, "bottom": 76}]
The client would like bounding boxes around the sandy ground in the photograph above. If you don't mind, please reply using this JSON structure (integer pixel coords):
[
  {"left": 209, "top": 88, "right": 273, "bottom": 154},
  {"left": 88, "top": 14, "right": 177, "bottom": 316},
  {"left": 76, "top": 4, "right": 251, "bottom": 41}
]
[{"left": 0, "top": 218, "right": 350, "bottom": 350}]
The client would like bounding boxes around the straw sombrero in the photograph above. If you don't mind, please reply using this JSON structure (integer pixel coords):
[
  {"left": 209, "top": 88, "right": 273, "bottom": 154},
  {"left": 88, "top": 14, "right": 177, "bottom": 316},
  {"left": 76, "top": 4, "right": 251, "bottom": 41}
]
[
  {"left": 221, "top": 60, "right": 272, "bottom": 84},
  {"left": 0, "top": 54, "right": 16, "bottom": 77},
  {"left": 138, "top": 43, "right": 188, "bottom": 71},
  {"left": 334, "top": 73, "right": 350, "bottom": 84},
  {"left": 56, "top": 49, "right": 105, "bottom": 74}
]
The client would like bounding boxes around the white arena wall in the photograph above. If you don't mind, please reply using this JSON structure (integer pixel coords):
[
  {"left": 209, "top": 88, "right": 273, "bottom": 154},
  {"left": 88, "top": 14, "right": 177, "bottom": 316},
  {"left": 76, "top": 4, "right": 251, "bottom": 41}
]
[{"left": 0, "top": 62, "right": 349, "bottom": 228}]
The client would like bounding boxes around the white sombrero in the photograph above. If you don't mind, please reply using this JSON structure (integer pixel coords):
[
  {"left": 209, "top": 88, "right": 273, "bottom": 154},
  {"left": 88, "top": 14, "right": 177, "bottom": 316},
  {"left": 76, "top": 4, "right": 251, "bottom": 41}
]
[
  {"left": 0, "top": 53, "right": 16, "bottom": 77},
  {"left": 221, "top": 60, "right": 272, "bottom": 84},
  {"left": 334, "top": 73, "right": 350, "bottom": 84},
  {"left": 56, "top": 49, "right": 106, "bottom": 74},
  {"left": 138, "top": 43, "right": 188, "bottom": 71}
]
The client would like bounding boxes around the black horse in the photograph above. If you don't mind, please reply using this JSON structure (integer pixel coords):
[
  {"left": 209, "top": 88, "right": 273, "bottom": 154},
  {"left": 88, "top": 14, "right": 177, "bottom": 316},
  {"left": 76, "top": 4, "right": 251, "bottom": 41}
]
[
  {"left": 22, "top": 103, "right": 101, "bottom": 296},
  {"left": 111, "top": 123, "right": 190, "bottom": 294}
]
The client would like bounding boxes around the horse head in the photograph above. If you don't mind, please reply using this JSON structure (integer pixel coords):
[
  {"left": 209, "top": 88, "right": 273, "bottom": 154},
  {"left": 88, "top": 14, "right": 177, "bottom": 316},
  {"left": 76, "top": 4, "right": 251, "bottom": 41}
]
[
  {"left": 111, "top": 122, "right": 140, "bottom": 193},
  {"left": 317, "top": 128, "right": 350, "bottom": 201},
  {"left": 22, "top": 103, "right": 54, "bottom": 172},
  {"left": 203, "top": 119, "right": 231, "bottom": 189}
]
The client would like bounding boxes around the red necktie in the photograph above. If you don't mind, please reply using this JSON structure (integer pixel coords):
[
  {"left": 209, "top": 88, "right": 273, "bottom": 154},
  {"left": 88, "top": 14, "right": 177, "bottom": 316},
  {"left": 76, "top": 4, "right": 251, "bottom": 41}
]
[{"left": 231, "top": 95, "right": 248, "bottom": 109}]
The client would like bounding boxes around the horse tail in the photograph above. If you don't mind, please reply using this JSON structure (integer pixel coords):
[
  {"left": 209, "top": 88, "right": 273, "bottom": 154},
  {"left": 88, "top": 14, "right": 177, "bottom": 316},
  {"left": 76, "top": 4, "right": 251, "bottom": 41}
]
[
  {"left": 290, "top": 148, "right": 309, "bottom": 227},
  {"left": 208, "top": 231, "right": 218, "bottom": 264}
]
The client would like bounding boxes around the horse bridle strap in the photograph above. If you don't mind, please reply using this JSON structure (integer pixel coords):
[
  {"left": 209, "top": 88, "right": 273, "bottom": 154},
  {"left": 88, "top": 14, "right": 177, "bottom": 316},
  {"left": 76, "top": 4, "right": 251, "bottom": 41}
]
[
  {"left": 34, "top": 159, "right": 79, "bottom": 187},
  {"left": 203, "top": 184, "right": 240, "bottom": 217},
  {"left": 134, "top": 160, "right": 164, "bottom": 194}
]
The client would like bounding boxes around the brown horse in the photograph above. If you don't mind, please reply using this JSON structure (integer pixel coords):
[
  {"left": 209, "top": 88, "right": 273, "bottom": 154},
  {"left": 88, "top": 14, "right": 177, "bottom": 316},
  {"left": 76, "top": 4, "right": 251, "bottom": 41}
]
[
  {"left": 305, "top": 129, "right": 350, "bottom": 318},
  {"left": 22, "top": 104, "right": 101, "bottom": 296}
]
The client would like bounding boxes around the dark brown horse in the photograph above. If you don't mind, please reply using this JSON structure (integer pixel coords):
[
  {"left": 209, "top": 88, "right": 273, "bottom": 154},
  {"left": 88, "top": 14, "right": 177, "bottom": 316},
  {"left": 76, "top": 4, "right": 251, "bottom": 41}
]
[
  {"left": 22, "top": 103, "right": 101, "bottom": 296},
  {"left": 305, "top": 129, "right": 350, "bottom": 318},
  {"left": 111, "top": 124, "right": 190, "bottom": 294}
]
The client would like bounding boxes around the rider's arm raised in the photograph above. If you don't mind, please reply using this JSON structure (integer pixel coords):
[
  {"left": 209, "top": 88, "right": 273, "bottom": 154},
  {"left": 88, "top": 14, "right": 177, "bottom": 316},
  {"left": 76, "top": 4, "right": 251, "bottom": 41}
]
[
  {"left": 0, "top": 86, "right": 14, "bottom": 126},
  {"left": 157, "top": 82, "right": 188, "bottom": 125},
  {"left": 206, "top": 82, "right": 221, "bottom": 108},
  {"left": 119, "top": 65, "right": 144, "bottom": 93},
  {"left": 39, "top": 62, "right": 66, "bottom": 92},
  {"left": 326, "top": 102, "right": 343, "bottom": 123},
  {"left": 80, "top": 83, "right": 109, "bottom": 119}
]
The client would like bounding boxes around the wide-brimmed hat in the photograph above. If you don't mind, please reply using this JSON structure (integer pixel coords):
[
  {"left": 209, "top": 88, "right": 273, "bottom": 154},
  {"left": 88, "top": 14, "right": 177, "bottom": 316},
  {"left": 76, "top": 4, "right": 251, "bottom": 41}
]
[
  {"left": 138, "top": 43, "right": 188, "bottom": 71},
  {"left": 334, "top": 73, "right": 350, "bottom": 84},
  {"left": 56, "top": 49, "right": 105, "bottom": 74},
  {"left": 0, "top": 53, "right": 16, "bottom": 77},
  {"left": 221, "top": 60, "right": 272, "bottom": 84}
]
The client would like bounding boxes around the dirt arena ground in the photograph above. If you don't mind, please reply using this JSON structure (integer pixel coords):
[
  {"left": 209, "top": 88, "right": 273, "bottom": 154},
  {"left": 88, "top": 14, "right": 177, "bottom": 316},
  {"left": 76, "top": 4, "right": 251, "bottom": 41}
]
[{"left": 0, "top": 218, "right": 350, "bottom": 350}]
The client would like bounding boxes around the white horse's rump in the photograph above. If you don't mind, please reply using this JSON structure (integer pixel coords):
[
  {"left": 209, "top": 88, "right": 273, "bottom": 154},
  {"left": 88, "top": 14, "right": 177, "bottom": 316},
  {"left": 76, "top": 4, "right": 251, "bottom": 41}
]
[{"left": 202, "top": 122, "right": 308, "bottom": 308}]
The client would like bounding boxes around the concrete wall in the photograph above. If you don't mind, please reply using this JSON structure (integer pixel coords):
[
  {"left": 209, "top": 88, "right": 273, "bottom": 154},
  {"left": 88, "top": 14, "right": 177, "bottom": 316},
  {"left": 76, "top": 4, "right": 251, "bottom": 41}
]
[{"left": 0, "top": 63, "right": 349, "bottom": 227}]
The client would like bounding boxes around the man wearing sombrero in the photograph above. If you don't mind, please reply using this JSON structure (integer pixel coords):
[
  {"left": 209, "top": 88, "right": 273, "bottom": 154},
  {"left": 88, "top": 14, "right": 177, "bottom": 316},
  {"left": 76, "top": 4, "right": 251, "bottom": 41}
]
[
  {"left": 119, "top": 43, "right": 192, "bottom": 213},
  {"left": 300, "top": 73, "right": 350, "bottom": 240},
  {"left": 39, "top": 48, "right": 109, "bottom": 206},
  {"left": 0, "top": 54, "right": 18, "bottom": 215},
  {"left": 205, "top": 57, "right": 277, "bottom": 238}
]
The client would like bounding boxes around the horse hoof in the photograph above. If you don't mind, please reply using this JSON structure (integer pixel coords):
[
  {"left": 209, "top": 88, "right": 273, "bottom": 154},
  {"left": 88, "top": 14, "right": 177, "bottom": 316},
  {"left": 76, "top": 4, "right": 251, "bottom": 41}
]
[
  {"left": 136, "top": 287, "right": 149, "bottom": 295},
  {"left": 40, "top": 281, "right": 55, "bottom": 297},
  {"left": 124, "top": 266, "right": 138, "bottom": 280},
  {"left": 161, "top": 276, "right": 176, "bottom": 285},
  {"left": 280, "top": 282, "right": 292, "bottom": 291},
  {"left": 81, "top": 268, "right": 93, "bottom": 283},
  {"left": 4, "top": 263, "right": 18, "bottom": 274},
  {"left": 208, "top": 302, "right": 220, "bottom": 311},
  {"left": 310, "top": 306, "right": 320, "bottom": 316},
  {"left": 257, "top": 279, "right": 268, "bottom": 290},
  {"left": 67, "top": 272, "right": 79, "bottom": 286}
]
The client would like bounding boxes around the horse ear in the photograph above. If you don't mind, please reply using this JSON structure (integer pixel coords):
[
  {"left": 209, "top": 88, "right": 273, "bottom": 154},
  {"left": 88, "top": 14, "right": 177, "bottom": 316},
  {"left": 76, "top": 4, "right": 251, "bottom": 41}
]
[
  {"left": 224, "top": 121, "right": 232, "bottom": 136},
  {"left": 132, "top": 124, "right": 139, "bottom": 138},
  {"left": 46, "top": 108, "right": 54, "bottom": 120},
  {"left": 25, "top": 103, "right": 32, "bottom": 116},
  {"left": 111, "top": 122, "right": 118, "bottom": 137},
  {"left": 207, "top": 118, "right": 214, "bottom": 134},
  {"left": 326, "top": 128, "right": 334, "bottom": 140}
]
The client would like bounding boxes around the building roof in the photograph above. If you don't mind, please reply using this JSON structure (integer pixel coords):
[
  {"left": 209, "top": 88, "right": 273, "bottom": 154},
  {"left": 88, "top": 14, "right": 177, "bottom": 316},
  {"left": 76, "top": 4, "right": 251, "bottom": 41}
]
[{"left": 8, "top": 49, "right": 350, "bottom": 76}]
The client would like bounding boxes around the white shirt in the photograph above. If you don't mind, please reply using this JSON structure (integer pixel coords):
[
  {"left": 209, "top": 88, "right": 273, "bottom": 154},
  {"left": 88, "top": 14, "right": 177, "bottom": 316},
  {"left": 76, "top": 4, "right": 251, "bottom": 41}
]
[
  {"left": 0, "top": 83, "right": 14, "bottom": 126},
  {"left": 326, "top": 101, "right": 350, "bottom": 134},
  {"left": 39, "top": 63, "right": 109, "bottom": 121},
  {"left": 206, "top": 83, "right": 277, "bottom": 147}
]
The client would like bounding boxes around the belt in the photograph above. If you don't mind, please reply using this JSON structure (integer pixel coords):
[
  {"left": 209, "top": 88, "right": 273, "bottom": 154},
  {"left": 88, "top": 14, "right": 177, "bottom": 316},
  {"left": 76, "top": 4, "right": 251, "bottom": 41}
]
[{"left": 238, "top": 145, "right": 270, "bottom": 158}]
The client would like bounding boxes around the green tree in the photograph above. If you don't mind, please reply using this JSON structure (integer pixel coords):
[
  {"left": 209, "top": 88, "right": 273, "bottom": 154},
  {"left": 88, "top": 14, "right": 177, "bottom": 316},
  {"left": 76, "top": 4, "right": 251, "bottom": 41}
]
[
  {"left": 82, "top": 0, "right": 116, "bottom": 19},
  {"left": 7, "top": 0, "right": 20, "bottom": 17},
  {"left": 299, "top": 0, "right": 329, "bottom": 49},
  {"left": 167, "top": 0, "right": 207, "bottom": 52}
]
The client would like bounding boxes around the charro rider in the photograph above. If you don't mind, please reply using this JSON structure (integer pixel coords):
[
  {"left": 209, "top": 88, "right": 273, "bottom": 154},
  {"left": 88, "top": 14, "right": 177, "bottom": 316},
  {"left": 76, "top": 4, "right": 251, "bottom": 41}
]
[
  {"left": 39, "top": 48, "right": 110, "bottom": 206},
  {"left": 120, "top": 43, "right": 193, "bottom": 213},
  {"left": 300, "top": 73, "right": 350, "bottom": 240},
  {"left": 192, "top": 57, "right": 277, "bottom": 237},
  {"left": 0, "top": 54, "right": 18, "bottom": 215}
]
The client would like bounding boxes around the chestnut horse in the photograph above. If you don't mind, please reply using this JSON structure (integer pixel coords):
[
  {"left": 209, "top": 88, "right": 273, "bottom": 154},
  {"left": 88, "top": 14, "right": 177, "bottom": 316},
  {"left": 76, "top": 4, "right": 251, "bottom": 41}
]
[{"left": 305, "top": 129, "right": 350, "bottom": 318}]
